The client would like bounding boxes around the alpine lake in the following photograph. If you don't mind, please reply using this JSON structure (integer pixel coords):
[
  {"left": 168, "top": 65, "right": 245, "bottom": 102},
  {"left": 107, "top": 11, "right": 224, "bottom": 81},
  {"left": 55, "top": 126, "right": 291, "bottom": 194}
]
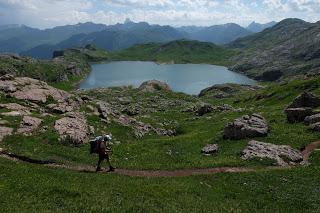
[{"left": 79, "top": 61, "right": 256, "bottom": 95}]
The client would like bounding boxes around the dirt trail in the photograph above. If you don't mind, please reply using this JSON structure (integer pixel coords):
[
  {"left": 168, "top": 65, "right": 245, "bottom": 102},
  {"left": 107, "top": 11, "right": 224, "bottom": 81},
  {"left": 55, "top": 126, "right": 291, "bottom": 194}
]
[{"left": 1, "top": 141, "right": 319, "bottom": 177}]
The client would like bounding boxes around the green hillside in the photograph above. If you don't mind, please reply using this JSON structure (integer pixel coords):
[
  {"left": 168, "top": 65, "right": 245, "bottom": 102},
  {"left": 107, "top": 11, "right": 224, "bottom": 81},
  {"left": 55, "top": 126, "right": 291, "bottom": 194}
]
[{"left": 111, "top": 40, "right": 238, "bottom": 66}]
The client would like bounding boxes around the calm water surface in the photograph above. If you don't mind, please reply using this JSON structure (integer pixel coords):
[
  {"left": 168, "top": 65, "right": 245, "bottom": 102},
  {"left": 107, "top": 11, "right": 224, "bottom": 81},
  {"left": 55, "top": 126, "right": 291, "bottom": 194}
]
[{"left": 79, "top": 61, "right": 255, "bottom": 95}]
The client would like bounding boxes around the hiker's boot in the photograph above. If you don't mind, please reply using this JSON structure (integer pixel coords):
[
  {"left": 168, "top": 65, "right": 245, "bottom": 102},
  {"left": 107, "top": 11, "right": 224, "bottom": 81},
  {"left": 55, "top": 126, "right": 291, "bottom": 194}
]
[
  {"left": 107, "top": 166, "right": 115, "bottom": 172},
  {"left": 96, "top": 167, "right": 103, "bottom": 172}
]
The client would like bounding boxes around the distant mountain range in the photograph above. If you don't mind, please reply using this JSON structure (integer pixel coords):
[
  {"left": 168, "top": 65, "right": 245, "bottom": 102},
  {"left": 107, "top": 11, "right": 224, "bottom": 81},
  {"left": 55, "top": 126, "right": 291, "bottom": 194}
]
[
  {"left": 0, "top": 19, "right": 276, "bottom": 59},
  {"left": 246, "top": 21, "right": 277, "bottom": 33}
]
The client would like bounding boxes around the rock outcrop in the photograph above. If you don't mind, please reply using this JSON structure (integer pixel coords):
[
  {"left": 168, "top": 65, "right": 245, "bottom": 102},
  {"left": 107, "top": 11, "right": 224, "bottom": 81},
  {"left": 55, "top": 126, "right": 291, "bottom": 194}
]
[
  {"left": 223, "top": 114, "right": 269, "bottom": 140},
  {"left": 139, "top": 80, "right": 172, "bottom": 93},
  {"left": 304, "top": 113, "right": 320, "bottom": 125},
  {"left": 0, "top": 103, "right": 31, "bottom": 116},
  {"left": 0, "top": 126, "right": 13, "bottom": 142},
  {"left": 17, "top": 116, "right": 42, "bottom": 136},
  {"left": 54, "top": 112, "right": 88, "bottom": 145},
  {"left": 199, "top": 83, "right": 261, "bottom": 99},
  {"left": 287, "top": 92, "right": 320, "bottom": 109},
  {"left": 284, "top": 107, "right": 313, "bottom": 123},
  {"left": 285, "top": 92, "right": 320, "bottom": 123},
  {"left": 0, "top": 75, "right": 70, "bottom": 103},
  {"left": 201, "top": 144, "right": 219, "bottom": 155},
  {"left": 242, "top": 140, "right": 303, "bottom": 166}
]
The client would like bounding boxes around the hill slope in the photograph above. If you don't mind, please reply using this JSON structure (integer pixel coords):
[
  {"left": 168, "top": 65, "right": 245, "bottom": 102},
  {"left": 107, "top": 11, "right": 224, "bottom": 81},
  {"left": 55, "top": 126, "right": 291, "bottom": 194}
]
[
  {"left": 228, "top": 18, "right": 320, "bottom": 80},
  {"left": 111, "top": 40, "right": 237, "bottom": 65}
]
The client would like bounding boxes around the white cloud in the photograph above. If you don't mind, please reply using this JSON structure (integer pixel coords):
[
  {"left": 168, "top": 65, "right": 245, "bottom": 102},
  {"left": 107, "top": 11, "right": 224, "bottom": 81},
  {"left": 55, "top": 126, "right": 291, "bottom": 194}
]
[{"left": 0, "top": 0, "right": 320, "bottom": 28}]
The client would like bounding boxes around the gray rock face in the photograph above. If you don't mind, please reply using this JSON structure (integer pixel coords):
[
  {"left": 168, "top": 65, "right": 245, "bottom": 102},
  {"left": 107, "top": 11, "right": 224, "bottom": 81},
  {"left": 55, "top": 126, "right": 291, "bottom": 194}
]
[
  {"left": 284, "top": 107, "right": 313, "bottom": 123},
  {"left": 223, "top": 114, "right": 269, "bottom": 140},
  {"left": 0, "top": 76, "right": 71, "bottom": 103},
  {"left": 201, "top": 144, "right": 219, "bottom": 155},
  {"left": 139, "top": 80, "right": 172, "bottom": 93},
  {"left": 0, "top": 126, "right": 13, "bottom": 142},
  {"left": 287, "top": 92, "right": 320, "bottom": 108},
  {"left": 242, "top": 140, "right": 303, "bottom": 166},
  {"left": 17, "top": 116, "right": 42, "bottom": 136},
  {"left": 304, "top": 113, "right": 320, "bottom": 125},
  {"left": 54, "top": 112, "right": 88, "bottom": 145}
]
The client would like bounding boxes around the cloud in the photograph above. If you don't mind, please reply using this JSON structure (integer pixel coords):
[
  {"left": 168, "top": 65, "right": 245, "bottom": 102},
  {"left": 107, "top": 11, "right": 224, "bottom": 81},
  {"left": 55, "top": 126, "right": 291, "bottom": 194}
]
[{"left": 0, "top": 0, "right": 320, "bottom": 28}]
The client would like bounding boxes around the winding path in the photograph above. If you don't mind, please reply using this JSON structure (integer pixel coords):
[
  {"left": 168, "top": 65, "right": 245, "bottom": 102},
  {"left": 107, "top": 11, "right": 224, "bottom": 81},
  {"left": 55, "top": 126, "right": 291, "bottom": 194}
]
[{"left": 1, "top": 141, "right": 320, "bottom": 177}]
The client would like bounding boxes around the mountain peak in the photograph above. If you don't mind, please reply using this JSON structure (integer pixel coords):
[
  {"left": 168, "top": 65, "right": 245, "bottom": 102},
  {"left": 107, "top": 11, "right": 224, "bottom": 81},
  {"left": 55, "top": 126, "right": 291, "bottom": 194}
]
[{"left": 124, "top": 18, "right": 134, "bottom": 24}]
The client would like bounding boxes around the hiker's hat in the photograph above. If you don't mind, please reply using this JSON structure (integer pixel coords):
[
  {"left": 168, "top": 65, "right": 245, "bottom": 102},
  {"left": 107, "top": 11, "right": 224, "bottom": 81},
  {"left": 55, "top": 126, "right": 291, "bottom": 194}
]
[{"left": 104, "top": 134, "right": 112, "bottom": 141}]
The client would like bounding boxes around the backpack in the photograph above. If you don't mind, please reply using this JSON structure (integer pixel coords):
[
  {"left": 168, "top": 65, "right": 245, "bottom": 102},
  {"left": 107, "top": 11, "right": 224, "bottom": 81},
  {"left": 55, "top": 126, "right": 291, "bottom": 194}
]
[{"left": 90, "top": 136, "right": 103, "bottom": 154}]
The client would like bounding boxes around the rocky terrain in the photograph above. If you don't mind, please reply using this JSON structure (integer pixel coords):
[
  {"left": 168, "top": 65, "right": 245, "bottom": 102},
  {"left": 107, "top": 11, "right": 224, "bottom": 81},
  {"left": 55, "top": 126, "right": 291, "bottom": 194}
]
[{"left": 229, "top": 19, "right": 320, "bottom": 81}]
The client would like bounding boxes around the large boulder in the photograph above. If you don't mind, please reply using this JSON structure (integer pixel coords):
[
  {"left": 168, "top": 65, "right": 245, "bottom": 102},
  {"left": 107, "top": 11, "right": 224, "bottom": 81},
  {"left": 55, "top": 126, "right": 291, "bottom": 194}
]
[
  {"left": 0, "top": 126, "right": 13, "bottom": 142},
  {"left": 223, "top": 114, "right": 269, "bottom": 140},
  {"left": 284, "top": 107, "right": 313, "bottom": 123},
  {"left": 139, "top": 80, "right": 172, "bottom": 93},
  {"left": 17, "top": 116, "right": 42, "bottom": 136},
  {"left": 242, "top": 140, "right": 303, "bottom": 166},
  {"left": 287, "top": 92, "right": 320, "bottom": 109},
  {"left": 54, "top": 112, "right": 88, "bottom": 145}
]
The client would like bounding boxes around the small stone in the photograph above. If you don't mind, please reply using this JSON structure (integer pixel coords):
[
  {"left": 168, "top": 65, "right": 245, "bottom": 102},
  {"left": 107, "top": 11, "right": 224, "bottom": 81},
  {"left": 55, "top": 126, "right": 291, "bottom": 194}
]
[{"left": 201, "top": 144, "right": 219, "bottom": 155}]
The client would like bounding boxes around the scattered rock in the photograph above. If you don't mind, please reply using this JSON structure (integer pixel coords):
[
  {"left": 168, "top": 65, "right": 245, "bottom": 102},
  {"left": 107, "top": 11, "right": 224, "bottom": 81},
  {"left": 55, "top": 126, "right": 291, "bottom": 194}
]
[
  {"left": 89, "top": 125, "right": 95, "bottom": 135},
  {"left": 242, "top": 140, "right": 303, "bottom": 166},
  {"left": 223, "top": 114, "right": 269, "bottom": 140},
  {"left": 309, "top": 122, "right": 320, "bottom": 132},
  {"left": 1, "top": 111, "right": 23, "bottom": 116},
  {"left": 201, "top": 144, "right": 219, "bottom": 155},
  {"left": 0, "top": 119, "right": 9, "bottom": 125},
  {"left": 46, "top": 103, "right": 74, "bottom": 114},
  {"left": 54, "top": 112, "right": 88, "bottom": 145},
  {"left": 287, "top": 92, "right": 320, "bottom": 109},
  {"left": 0, "top": 74, "right": 15, "bottom": 81},
  {"left": 17, "top": 116, "right": 42, "bottom": 136},
  {"left": 97, "top": 101, "right": 116, "bottom": 120},
  {"left": 0, "top": 103, "right": 31, "bottom": 116},
  {"left": 0, "top": 126, "right": 13, "bottom": 142},
  {"left": 304, "top": 113, "right": 320, "bottom": 125},
  {"left": 284, "top": 107, "right": 313, "bottom": 123},
  {"left": 194, "top": 103, "right": 213, "bottom": 116},
  {"left": 139, "top": 80, "right": 172, "bottom": 93}
]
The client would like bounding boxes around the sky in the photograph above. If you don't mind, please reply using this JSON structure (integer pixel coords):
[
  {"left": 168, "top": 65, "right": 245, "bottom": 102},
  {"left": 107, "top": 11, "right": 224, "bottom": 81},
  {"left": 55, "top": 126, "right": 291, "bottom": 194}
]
[{"left": 0, "top": 0, "right": 319, "bottom": 29}]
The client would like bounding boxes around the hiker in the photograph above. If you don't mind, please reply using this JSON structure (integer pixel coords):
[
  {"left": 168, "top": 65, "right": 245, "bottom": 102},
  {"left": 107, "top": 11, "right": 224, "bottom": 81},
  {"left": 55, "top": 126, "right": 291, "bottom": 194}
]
[{"left": 90, "top": 134, "right": 115, "bottom": 172}]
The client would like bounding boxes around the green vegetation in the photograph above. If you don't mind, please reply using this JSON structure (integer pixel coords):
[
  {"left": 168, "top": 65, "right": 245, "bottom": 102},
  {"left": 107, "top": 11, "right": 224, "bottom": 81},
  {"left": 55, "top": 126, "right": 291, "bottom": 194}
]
[
  {"left": 1, "top": 158, "right": 320, "bottom": 212},
  {"left": 111, "top": 40, "right": 238, "bottom": 66}
]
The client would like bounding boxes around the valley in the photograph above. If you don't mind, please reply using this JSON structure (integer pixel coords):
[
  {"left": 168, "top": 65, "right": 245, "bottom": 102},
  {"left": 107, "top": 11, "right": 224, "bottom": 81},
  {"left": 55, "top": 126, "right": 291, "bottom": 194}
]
[{"left": 1, "top": 16, "right": 320, "bottom": 212}]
